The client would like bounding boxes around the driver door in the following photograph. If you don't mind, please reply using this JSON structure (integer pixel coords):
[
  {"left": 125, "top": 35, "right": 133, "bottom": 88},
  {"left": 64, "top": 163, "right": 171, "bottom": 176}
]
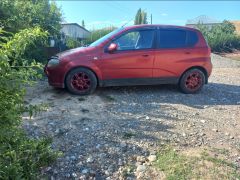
[{"left": 97, "top": 28, "right": 156, "bottom": 81}]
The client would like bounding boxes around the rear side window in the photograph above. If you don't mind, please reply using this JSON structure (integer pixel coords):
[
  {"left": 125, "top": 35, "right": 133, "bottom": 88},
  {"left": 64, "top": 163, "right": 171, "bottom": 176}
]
[
  {"left": 186, "top": 31, "right": 198, "bottom": 47},
  {"left": 159, "top": 29, "right": 198, "bottom": 48}
]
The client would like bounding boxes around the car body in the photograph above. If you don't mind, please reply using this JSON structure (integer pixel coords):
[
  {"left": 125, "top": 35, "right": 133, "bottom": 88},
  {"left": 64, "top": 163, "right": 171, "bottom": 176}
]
[{"left": 45, "top": 24, "right": 212, "bottom": 95}]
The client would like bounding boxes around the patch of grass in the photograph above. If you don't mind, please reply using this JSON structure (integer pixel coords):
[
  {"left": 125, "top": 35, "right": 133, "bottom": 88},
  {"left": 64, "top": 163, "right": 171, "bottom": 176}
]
[
  {"left": 78, "top": 97, "right": 85, "bottom": 101},
  {"left": 104, "top": 95, "right": 115, "bottom": 102},
  {"left": 155, "top": 147, "right": 193, "bottom": 180},
  {"left": 228, "top": 56, "right": 240, "bottom": 61},
  {"left": 210, "top": 147, "right": 230, "bottom": 155},
  {"left": 155, "top": 146, "right": 240, "bottom": 180},
  {"left": 221, "top": 51, "right": 240, "bottom": 61},
  {"left": 123, "top": 132, "right": 136, "bottom": 139},
  {"left": 122, "top": 164, "right": 135, "bottom": 178}
]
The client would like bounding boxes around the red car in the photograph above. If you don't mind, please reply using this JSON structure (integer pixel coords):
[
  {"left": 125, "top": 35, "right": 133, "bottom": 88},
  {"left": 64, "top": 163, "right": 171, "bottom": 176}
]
[{"left": 45, "top": 24, "right": 212, "bottom": 95}]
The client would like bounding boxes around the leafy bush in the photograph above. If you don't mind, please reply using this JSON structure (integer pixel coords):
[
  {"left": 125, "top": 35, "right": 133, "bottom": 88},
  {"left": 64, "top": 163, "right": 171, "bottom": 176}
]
[
  {"left": 66, "top": 36, "right": 81, "bottom": 49},
  {"left": 0, "top": 0, "right": 62, "bottom": 62},
  {"left": 0, "top": 27, "right": 60, "bottom": 179},
  {"left": 197, "top": 20, "right": 240, "bottom": 53},
  {"left": 0, "top": 0, "right": 62, "bottom": 35}
]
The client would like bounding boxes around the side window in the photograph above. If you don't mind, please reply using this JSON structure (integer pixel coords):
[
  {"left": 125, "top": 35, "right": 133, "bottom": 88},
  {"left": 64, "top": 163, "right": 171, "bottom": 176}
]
[
  {"left": 159, "top": 29, "right": 187, "bottom": 48},
  {"left": 186, "top": 31, "right": 198, "bottom": 47},
  {"left": 113, "top": 30, "right": 154, "bottom": 50}
]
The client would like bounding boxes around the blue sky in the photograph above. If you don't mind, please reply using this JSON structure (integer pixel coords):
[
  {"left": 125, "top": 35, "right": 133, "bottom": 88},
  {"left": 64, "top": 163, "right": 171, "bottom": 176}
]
[{"left": 56, "top": 1, "right": 240, "bottom": 30}]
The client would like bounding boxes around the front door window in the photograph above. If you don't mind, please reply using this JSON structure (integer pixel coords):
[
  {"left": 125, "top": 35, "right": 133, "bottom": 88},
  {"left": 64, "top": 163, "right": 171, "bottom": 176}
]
[{"left": 113, "top": 29, "right": 155, "bottom": 51}]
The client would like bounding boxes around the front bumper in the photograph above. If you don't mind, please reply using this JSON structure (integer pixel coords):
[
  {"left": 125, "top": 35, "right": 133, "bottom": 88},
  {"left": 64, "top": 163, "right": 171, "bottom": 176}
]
[{"left": 44, "top": 65, "right": 65, "bottom": 88}]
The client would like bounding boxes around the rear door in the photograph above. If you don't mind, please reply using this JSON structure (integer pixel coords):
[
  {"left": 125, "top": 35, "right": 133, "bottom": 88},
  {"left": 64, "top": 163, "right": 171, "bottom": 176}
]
[
  {"left": 153, "top": 28, "right": 199, "bottom": 79},
  {"left": 98, "top": 28, "right": 156, "bottom": 80}
]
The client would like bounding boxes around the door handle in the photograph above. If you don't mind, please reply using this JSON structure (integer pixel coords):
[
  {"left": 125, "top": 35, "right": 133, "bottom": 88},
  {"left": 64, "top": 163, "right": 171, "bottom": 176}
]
[
  {"left": 185, "top": 52, "right": 191, "bottom": 54},
  {"left": 142, "top": 54, "right": 149, "bottom": 57}
]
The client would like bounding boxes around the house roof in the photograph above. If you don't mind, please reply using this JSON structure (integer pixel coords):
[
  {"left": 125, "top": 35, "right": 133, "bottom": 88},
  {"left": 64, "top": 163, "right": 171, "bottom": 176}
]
[
  {"left": 61, "top": 23, "right": 90, "bottom": 33},
  {"left": 186, "top": 15, "right": 222, "bottom": 25}
]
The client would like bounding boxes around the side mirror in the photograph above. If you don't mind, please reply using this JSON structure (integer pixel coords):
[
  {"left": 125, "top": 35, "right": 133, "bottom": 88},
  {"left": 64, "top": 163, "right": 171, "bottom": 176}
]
[{"left": 107, "top": 43, "right": 118, "bottom": 53}]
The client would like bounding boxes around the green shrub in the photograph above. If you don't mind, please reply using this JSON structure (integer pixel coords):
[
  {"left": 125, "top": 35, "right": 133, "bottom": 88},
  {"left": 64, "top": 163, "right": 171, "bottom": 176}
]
[
  {"left": 66, "top": 36, "right": 81, "bottom": 49},
  {"left": 0, "top": 129, "right": 59, "bottom": 179},
  {"left": 0, "top": 0, "right": 62, "bottom": 63},
  {"left": 0, "top": 27, "right": 60, "bottom": 179},
  {"left": 197, "top": 20, "right": 240, "bottom": 53}
]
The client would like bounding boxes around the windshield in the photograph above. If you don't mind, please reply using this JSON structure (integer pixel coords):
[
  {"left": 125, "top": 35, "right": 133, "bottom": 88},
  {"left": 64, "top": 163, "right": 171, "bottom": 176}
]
[{"left": 89, "top": 27, "right": 124, "bottom": 47}]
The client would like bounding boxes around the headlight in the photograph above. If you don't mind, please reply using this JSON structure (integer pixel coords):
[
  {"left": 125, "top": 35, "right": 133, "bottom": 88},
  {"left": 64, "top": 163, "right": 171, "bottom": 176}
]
[{"left": 47, "top": 58, "right": 60, "bottom": 67}]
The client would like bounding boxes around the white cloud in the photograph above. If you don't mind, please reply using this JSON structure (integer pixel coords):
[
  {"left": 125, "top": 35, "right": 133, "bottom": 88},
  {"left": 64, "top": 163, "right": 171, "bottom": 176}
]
[{"left": 160, "top": 13, "right": 168, "bottom": 16}]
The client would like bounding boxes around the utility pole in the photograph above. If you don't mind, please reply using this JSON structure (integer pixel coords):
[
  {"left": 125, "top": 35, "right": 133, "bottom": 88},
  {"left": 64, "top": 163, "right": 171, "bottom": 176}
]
[{"left": 151, "top": 14, "right": 152, "bottom": 24}]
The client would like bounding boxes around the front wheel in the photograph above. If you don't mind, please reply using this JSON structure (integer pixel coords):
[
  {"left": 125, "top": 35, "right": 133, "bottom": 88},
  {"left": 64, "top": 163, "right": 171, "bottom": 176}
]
[
  {"left": 65, "top": 68, "right": 97, "bottom": 95},
  {"left": 179, "top": 69, "right": 205, "bottom": 94}
]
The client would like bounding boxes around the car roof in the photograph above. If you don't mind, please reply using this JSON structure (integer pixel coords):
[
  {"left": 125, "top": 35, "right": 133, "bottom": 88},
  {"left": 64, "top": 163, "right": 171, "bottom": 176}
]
[{"left": 124, "top": 24, "right": 198, "bottom": 31}]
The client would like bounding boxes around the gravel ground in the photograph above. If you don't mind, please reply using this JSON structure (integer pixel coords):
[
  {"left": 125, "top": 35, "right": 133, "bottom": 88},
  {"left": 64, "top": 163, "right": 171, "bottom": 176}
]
[{"left": 23, "top": 54, "right": 240, "bottom": 179}]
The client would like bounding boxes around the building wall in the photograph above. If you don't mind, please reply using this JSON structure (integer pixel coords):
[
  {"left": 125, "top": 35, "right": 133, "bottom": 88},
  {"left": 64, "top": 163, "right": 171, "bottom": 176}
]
[{"left": 61, "top": 25, "right": 90, "bottom": 39}]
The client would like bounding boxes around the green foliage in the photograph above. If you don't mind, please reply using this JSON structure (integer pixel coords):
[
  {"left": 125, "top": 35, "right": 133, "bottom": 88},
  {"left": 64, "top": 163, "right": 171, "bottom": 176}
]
[
  {"left": 0, "top": 129, "right": 60, "bottom": 179},
  {"left": 84, "top": 26, "right": 116, "bottom": 45},
  {"left": 0, "top": 0, "right": 62, "bottom": 62},
  {"left": 0, "top": 0, "right": 62, "bottom": 36},
  {"left": 156, "top": 147, "right": 193, "bottom": 179},
  {"left": 155, "top": 146, "right": 240, "bottom": 179},
  {"left": 134, "top": 8, "right": 148, "bottom": 25},
  {"left": 197, "top": 20, "right": 240, "bottom": 52},
  {"left": 0, "top": 27, "right": 60, "bottom": 179},
  {"left": 122, "top": 132, "right": 136, "bottom": 139},
  {"left": 1, "top": 27, "right": 48, "bottom": 66},
  {"left": 66, "top": 36, "right": 81, "bottom": 49}
]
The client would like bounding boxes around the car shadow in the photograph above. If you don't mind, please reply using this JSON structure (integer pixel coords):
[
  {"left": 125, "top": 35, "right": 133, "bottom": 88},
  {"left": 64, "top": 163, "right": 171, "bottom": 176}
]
[
  {"left": 96, "top": 82, "right": 240, "bottom": 109},
  {"left": 39, "top": 81, "right": 239, "bottom": 178}
]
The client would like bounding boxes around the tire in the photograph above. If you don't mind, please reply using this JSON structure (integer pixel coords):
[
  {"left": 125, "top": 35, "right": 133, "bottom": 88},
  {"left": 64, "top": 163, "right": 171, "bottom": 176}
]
[
  {"left": 179, "top": 68, "right": 205, "bottom": 94},
  {"left": 65, "top": 67, "right": 97, "bottom": 95}
]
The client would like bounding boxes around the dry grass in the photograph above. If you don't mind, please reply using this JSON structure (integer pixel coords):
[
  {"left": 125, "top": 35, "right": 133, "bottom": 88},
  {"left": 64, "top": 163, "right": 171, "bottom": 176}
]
[
  {"left": 220, "top": 50, "right": 240, "bottom": 61},
  {"left": 231, "top": 21, "right": 240, "bottom": 35}
]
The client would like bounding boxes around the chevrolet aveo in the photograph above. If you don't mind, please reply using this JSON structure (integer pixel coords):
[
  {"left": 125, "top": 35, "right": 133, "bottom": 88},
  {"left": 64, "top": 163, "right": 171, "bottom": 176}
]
[{"left": 45, "top": 25, "right": 212, "bottom": 95}]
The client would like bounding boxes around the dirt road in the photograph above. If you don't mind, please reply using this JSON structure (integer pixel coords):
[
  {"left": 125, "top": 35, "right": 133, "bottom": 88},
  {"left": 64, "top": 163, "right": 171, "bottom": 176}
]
[{"left": 23, "top": 54, "right": 240, "bottom": 179}]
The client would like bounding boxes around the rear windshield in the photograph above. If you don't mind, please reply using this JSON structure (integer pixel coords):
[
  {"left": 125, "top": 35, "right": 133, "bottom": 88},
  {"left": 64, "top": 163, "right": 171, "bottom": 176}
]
[{"left": 159, "top": 29, "right": 198, "bottom": 48}]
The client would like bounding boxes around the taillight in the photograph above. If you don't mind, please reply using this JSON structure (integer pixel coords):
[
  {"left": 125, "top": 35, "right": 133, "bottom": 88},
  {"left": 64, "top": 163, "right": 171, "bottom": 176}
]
[{"left": 207, "top": 46, "right": 211, "bottom": 56}]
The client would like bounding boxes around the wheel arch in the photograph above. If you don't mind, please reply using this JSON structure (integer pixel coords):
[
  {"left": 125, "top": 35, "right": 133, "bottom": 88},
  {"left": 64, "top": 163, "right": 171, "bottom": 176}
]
[
  {"left": 64, "top": 66, "right": 100, "bottom": 87},
  {"left": 179, "top": 66, "right": 208, "bottom": 84}
]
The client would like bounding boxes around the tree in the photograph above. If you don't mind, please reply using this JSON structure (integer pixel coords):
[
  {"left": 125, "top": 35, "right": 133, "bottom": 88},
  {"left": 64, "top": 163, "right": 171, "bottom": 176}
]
[
  {"left": 0, "top": 27, "right": 60, "bottom": 179},
  {"left": 82, "top": 20, "right": 85, "bottom": 28},
  {"left": 0, "top": 0, "right": 63, "bottom": 62},
  {"left": 196, "top": 20, "right": 240, "bottom": 52},
  {"left": 134, "top": 8, "right": 148, "bottom": 25},
  {"left": 0, "top": 0, "right": 62, "bottom": 36}
]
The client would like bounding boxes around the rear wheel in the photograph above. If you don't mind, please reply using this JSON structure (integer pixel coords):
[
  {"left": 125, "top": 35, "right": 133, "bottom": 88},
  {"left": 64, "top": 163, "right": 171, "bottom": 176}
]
[
  {"left": 179, "top": 69, "right": 205, "bottom": 94},
  {"left": 65, "top": 68, "right": 97, "bottom": 95}
]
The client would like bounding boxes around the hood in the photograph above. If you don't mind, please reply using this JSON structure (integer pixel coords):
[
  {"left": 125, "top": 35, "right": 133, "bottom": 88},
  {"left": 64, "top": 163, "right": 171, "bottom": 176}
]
[{"left": 56, "top": 46, "right": 97, "bottom": 59}]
